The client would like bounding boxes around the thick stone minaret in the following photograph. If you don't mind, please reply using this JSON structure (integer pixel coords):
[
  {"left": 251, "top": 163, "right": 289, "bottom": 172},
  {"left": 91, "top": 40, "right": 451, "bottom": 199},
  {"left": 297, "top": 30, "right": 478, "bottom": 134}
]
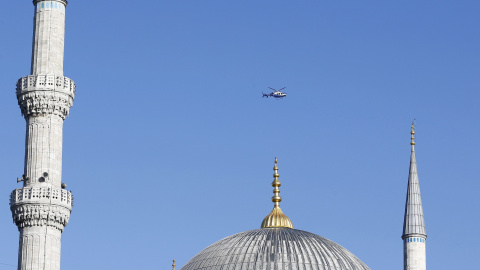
[
  {"left": 10, "top": 1, "right": 75, "bottom": 270},
  {"left": 402, "top": 123, "right": 427, "bottom": 270}
]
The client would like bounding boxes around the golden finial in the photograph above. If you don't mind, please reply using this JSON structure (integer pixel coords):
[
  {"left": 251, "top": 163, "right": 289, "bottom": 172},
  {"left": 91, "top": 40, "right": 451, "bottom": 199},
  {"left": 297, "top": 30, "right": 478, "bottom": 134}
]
[
  {"left": 261, "top": 157, "right": 293, "bottom": 229},
  {"left": 172, "top": 260, "right": 176, "bottom": 270},
  {"left": 272, "top": 157, "right": 281, "bottom": 207},
  {"left": 411, "top": 120, "right": 416, "bottom": 147}
]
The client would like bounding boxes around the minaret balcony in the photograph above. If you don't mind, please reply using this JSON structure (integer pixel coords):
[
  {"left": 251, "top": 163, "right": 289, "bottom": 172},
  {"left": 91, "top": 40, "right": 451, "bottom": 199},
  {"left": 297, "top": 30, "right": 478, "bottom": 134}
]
[
  {"left": 10, "top": 186, "right": 73, "bottom": 209},
  {"left": 17, "top": 75, "right": 75, "bottom": 96},
  {"left": 10, "top": 186, "right": 73, "bottom": 231},
  {"left": 16, "top": 75, "right": 75, "bottom": 119}
]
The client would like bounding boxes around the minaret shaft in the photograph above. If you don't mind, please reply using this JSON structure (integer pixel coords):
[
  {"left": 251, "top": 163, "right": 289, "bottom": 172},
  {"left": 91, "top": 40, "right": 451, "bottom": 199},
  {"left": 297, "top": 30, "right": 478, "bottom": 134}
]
[
  {"left": 403, "top": 238, "right": 426, "bottom": 270},
  {"left": 18, "top": 227, "right": 62, "bottom": 270},
  {"left": 10, "top": 1, "right": 74, "bottom": 270},
  {"left": 24, "top": 115, "right": 64, "bottom": 187},
  {"left": 31, "top": 1, "right": 66, "bottom": 75}
]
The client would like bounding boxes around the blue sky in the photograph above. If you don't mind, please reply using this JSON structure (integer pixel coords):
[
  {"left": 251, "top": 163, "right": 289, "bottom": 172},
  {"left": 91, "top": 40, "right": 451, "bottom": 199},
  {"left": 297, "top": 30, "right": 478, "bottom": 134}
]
[{"left": 1, "top": 1, "right": 479, "bottom": 269}]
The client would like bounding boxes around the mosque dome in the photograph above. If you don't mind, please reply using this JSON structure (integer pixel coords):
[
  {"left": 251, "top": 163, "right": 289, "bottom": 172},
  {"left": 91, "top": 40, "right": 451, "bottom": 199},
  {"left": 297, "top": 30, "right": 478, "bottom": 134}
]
[
  {"left": 180, "top": 158, "right": 370, "bottom": 270},
  {"left": 180, "top": 227, "right": 370, "bottom": 270}
]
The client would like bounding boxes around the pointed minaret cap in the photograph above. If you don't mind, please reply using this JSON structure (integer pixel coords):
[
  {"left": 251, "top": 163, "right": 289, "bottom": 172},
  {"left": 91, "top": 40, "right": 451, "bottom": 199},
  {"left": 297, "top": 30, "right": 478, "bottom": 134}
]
[
  {"left": 402, "top": 122, "right": 427, "bottom": 239},
  {"left": 261, "top": 158, "right": 294, "bottom": 229}
]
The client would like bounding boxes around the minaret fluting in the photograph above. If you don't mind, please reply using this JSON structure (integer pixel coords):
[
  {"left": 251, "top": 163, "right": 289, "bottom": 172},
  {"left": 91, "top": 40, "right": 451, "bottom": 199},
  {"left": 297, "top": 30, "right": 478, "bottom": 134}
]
[
  {"left": 10, "top": 1, "right": 75, "bottom": 270},
  {"left": 402, "top": 123, "right": 427, "bottom": 270}
]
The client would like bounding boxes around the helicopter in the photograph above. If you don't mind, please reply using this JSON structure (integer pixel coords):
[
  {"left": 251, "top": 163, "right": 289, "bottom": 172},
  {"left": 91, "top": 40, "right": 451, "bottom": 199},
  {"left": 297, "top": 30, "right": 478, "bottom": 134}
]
[{"left": 262, "top": 87, "right": 287, "bottom": 98}]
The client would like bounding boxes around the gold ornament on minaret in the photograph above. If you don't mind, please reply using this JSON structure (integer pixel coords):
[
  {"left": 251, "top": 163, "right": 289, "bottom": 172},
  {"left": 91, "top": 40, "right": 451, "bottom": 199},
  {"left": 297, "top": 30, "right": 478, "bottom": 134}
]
[
  {"left": 261, "top": 158, "right": 294, "bottom": 229},
  {"left": 410, "top": 121, "right": 416, "bottom": 147}
]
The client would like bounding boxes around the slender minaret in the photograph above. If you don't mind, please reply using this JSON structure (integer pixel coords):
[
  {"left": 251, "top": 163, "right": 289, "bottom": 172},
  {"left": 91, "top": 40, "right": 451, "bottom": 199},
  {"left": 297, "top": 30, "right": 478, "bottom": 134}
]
[
  {"left": 10, "top": 1, "right": 75, "bottom": 270},
  {"left": 402, "top": 123, "right": 427, "bottom": 270}
]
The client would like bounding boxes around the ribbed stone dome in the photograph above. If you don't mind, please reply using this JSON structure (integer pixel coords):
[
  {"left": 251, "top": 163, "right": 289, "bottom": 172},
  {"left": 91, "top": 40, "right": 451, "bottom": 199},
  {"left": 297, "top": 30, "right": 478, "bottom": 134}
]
[{"left": 181, "top": 228, "right": 370, "bottom": 270}]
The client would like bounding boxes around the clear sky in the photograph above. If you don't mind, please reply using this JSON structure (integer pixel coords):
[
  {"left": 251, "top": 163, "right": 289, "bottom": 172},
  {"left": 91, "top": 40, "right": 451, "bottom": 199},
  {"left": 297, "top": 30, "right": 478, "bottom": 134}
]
[{"left": 1, "top": 1, "right": 479, "bottom": 269}]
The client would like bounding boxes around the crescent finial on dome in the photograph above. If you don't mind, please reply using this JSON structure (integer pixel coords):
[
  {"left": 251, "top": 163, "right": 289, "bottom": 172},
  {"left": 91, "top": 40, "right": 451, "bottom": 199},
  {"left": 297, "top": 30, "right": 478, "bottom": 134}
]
[{"left": 261, "top": 157, "right": 293, "bottom": 229}]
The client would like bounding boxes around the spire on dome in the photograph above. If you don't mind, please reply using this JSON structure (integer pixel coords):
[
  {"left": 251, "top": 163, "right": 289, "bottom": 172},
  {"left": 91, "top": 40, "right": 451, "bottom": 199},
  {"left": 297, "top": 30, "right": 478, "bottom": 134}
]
[
  {"left": 261, "top": 158, "right": 293, "bottom": 229},
  {"left": 402, "top": 122, "right": 427, "bottom": 239},
  {"left": 172, "top": 260, "right": 176, "bottom": 270}
]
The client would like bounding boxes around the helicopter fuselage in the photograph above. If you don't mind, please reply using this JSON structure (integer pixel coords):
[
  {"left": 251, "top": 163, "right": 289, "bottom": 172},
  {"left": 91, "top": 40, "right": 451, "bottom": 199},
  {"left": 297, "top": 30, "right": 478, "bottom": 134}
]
[{"left": 262, "top": 91, "right": 287, "bottom": 98}]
